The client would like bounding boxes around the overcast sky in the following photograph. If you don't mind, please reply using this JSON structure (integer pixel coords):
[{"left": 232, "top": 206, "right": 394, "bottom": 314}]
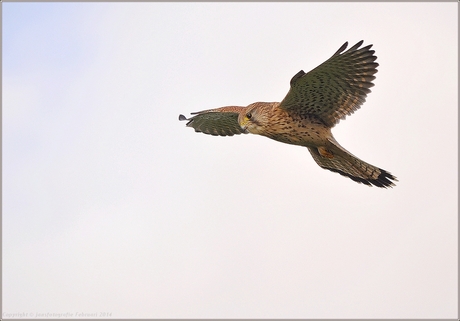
[{"left": 3, "top": 2, "right": 457, "bottom": 319}]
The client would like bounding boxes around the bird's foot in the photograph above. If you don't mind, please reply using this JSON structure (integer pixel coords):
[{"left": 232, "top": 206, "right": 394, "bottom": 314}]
[{"left": 318, "top": 146, "right": 334, "bottom": 159}]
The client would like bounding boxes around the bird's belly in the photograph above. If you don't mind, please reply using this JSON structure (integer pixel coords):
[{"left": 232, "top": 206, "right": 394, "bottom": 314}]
[{"left": 265, "top": 119, "right": 331, "bottom": 148}]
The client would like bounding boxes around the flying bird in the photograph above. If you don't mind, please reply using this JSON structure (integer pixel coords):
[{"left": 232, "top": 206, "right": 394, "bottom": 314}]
[{"left": 179, "top": 40, "right": 397, "bottom": 188}]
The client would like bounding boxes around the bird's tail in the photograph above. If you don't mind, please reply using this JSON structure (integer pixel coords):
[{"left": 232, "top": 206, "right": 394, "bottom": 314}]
[{"left": 307, "top": 137, "right": 397, "bottom": 188}]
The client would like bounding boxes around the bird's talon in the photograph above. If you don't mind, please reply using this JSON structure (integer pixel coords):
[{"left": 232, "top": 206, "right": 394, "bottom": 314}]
[{"left": 318, "top": 147, "right": 334, "bottom": 159}]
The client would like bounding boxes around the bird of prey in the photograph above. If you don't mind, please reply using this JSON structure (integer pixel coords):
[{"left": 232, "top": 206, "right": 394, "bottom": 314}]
[{"left": 179, "top": 40, "right": 397, "bottom": 188}]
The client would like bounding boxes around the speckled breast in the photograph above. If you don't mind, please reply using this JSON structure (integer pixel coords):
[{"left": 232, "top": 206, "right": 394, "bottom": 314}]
[{"left": 263, "top": 112, "right": 331, "bottom": 148}]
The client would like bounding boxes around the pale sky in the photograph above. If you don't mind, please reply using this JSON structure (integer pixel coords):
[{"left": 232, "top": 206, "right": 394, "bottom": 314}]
[{"left": 3, "top": 2, "right": 458, "bottom": 319}]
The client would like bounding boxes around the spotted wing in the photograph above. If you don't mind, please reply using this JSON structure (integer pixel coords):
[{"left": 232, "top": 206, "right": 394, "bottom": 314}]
[
  {"left": 279, "top": 40, "right": 378, "bottom": 127},
  {"left": 179, "top": 106, "right": 246, "bottom": 136}
]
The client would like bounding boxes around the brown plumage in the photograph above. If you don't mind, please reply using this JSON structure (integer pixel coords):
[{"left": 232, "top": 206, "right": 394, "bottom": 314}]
[{"left": 179, "top": 40, "right": 397, "bottom": 188}]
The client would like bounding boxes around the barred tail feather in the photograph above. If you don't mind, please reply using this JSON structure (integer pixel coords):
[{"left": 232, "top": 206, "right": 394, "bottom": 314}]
[{"left": 307, "top": 141, "right": 397, "bottom": 188}]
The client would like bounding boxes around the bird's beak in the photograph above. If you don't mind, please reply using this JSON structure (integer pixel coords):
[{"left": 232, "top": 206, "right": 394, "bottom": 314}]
[{"left": 239, "top": 120, "right": 249, "bottom": 133}]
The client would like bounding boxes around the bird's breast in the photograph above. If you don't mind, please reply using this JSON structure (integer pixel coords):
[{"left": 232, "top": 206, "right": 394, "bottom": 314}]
[{"left": 262, "top": 113, "right": 331, "bottom": 148}]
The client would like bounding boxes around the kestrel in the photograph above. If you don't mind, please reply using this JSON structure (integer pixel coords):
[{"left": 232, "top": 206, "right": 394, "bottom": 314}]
[{"left": 179, "top": 40, "right": 397, "bottom": 188}]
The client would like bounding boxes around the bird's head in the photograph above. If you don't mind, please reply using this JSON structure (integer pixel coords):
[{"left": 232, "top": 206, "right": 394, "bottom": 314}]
[{"left": 238, "top": 102, "right": 273, "bottom": 135}]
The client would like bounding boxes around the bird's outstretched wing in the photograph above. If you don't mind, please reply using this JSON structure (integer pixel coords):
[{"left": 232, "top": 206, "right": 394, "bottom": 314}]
[
  {"left": 279, "top": 40, "right": 378, "bottom": 127},
  {"left": 179, "top": 106, "right": 246, "bottom": 136}
]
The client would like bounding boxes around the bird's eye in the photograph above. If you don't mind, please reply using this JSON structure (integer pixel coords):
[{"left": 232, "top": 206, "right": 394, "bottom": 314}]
[{"left": 246, "top": 112, "right": 252, "bottom": 120}]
